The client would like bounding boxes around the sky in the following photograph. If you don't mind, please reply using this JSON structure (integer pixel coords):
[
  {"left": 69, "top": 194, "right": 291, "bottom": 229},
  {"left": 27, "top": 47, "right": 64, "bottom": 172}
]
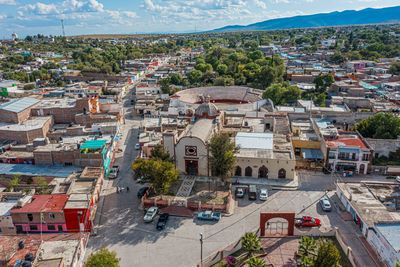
[{"left": 0, "top": 0, "right": 399, "bottom": 37}]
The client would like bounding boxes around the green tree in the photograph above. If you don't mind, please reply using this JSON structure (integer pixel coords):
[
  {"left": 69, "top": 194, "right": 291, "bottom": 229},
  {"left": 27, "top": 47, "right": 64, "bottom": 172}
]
[
  {"left": 151, "top": 144, "right": 171, "bottom": 162},
  {"left": 241, "top": 232, "right": 261, "bottom": 256},
  {"left": 131, "top": 159, "right": 179, "bottom": 194},
  {"left": 314, "top": 73, "right": 335, "bottom": 93},
  {"left": 35, "top": 177, "right": 48, "bottom": 192},
  {"left": 389, "top": 61, "right": 400, "bottom": 75},
  {"left": 314, "top": 240, "right": 341, "bottom": 267},
  {"left": 209, "top": 133, "right": 239, "bottom": 180},
  {"left": 298, "top": 236, "right": 317, "bottom": 265},
  {"left": 263, "top": 83, "right": 301, "bottom": 106},
  {"left": 188, "top": 69, "right": 203, "bottom": 84},
  {"left": 8, "top": 175, "right": 21, "bottom": 192},
  {"left": 85, "top": 248, "right": 120, "bottom": 267},
  {"left": 247, "top": 257, "right": 267, "bottom": 267},
  {"left": 355, "top": 113, "right": 400, "bottom": 139},
  {"left": 159, "top": 78, "right": 171, "bottom": 94},
  {"left": 216, "top": 64, "right": 228, "bottom": 75}
]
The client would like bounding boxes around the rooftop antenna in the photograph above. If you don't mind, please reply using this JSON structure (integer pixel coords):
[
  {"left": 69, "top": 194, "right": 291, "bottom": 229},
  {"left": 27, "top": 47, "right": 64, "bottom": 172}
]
[{"left": 61, "top": 19, "right": 66, "bottom": 37}]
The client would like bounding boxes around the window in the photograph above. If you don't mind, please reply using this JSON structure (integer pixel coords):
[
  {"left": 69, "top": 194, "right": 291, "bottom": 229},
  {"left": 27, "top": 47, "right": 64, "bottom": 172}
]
[
  {"left": 47, "top": 225, "right": 56, "bottom": 231},
  {"left": 27, "top": 214, "right": 33, "bottom": 222},
  {"left": 49, "top": 213, "right": 55, "bottom": 219},
  {"left": 30, "top": 225, "right": 38, "bottom": 231},
  {"left": 362, "top": 154, "right": 370, "bottom": 161},
  {"left": 245, "top": 167, "right": 252, "bottom": 177}
]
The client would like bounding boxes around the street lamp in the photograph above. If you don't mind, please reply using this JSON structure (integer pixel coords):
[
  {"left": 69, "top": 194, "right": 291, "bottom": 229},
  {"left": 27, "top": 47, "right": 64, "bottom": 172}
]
[{"left": 200, "top": 233, "right": 203, "bottom": 267}]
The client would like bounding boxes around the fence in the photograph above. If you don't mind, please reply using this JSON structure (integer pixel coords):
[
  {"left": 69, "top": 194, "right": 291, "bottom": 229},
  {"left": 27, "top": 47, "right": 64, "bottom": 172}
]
[
  {"left": 142, "top": 193, "right": 232, "bottom": 213},
  {"left": 335, "top": 227, "right": 360, "bottom": 267}
]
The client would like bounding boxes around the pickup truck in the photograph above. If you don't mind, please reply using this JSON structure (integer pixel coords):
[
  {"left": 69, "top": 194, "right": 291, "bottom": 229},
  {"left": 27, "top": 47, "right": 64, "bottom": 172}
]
[{"left": 197, "top": 211, "right": 221, "bottom": 221}]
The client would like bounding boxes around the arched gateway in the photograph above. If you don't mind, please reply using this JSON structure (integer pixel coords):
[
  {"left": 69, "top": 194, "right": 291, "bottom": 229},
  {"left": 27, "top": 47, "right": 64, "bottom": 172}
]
[{"left": 260, "top": 212, "right": 295, "bottom": 236}]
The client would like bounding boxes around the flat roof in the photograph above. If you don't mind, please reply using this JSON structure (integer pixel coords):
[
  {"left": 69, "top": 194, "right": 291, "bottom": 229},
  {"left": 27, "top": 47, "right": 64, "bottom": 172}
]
[
  {"left": 0, "top": 116, "right": 52, "bottom": 131},
  {"left": 0, "top": 200, "right": 17, "bottom": 216},
  {"left": 376, "top": 223, "right": 400, "bottom": 251},
  {"left": 39, "top": 239, "right": 80, "bottom": 267},
  {"left": 0, "top": 163, "right": 80, "bottom": 177},
  {"left": 11, "top": 194, "right": 68, "bottom": 213},
  {"left": 0, "top": 97, "right": 39, "bottom": 113},
  {"left": 236, "top": 132, "right": 273, "bottom": 150}
]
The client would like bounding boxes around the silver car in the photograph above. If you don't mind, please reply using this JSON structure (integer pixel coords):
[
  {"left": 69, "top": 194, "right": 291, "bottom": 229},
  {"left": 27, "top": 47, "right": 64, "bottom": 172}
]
[
  {"left": 144, "top": 206, "right": 159, "bottom": 223},
  {"left": 259, "top": 189, "right": 268, "bottom": 201},
  {"left": 319, "top": 196, "right": 332, "bottom": 212}
]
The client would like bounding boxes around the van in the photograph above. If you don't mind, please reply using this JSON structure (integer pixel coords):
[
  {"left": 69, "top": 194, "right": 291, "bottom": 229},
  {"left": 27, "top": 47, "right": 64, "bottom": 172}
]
[{"left": 248, "top": 185, "right": 257, "bottom": 200}]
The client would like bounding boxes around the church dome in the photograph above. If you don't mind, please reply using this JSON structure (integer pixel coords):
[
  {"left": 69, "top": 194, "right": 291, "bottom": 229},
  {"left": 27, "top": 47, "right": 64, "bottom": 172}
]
[{"left": 195, "top": 102, "right": 219, "bottom": 118}]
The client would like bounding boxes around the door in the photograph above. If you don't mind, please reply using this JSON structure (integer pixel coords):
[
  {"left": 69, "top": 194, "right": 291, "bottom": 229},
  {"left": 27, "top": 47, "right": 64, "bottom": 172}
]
[
  {"left": 185, "top": 160, "right": 198, "bottom": 176},
  {"left": 58, "top": 225, "right": 63, "bottom": 232}
]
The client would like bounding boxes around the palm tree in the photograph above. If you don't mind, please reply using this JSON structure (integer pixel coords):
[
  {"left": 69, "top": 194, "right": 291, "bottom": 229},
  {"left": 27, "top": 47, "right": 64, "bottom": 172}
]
[
  {"left": 247, "top": 257, "right": 267, "bottom": 267},
  {"left": 241, "top": 232, "right": 262, "bottom": 256},
  {"left": 298, "top": 236, "right": 317, "bottom": 265}
]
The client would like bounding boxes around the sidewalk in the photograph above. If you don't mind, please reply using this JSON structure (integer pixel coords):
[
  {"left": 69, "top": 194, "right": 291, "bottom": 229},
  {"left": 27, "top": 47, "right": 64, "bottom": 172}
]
[{"left": 233, "top": 175, "right": 298, "bottom": 190}]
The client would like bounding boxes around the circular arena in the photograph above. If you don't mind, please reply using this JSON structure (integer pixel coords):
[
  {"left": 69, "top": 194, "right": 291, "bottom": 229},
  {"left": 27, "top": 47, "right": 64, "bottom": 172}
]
[{"left": 172, "top": 86, "right": 263, "bottom": 105}]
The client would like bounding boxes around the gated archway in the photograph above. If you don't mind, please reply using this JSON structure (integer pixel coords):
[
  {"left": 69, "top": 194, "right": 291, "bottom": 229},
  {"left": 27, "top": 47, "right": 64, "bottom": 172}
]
[
  {"left": 245, "top": 166, "right": 252, "bottom": 177},
  {"left": 260, "top": 212, "right": 295, "bottom": 236},
  {"left": 258, "top": 165, "right": 268, "bottom": 178},
  {"left": 235, "top": 166, "right": 242, "bottom": 176}
]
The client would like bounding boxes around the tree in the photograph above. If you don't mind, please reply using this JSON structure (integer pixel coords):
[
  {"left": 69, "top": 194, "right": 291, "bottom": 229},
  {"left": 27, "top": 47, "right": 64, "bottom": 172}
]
[
  {"left": 131, "top": 159, "right": 179, "bottom": 194},
  {"left": 85, "top": 248, "right": 120, "bottom": 267},
  {"left": 151, "top": 144, "right": 171, "bottom": 161},
  {"left": 34, "top": 177, "right": 48, "bottom": 192},
  {"left": 298, "top": 236, "right": 318, "bottom": 266},
  {"left": 263, "top": 83, "right": 301, "bottom": 106},
  {"left": 159, "top": 78, "right": 171, "bottom": 94},
  {"left": 247, "top": 257, "right": 267, "bottom": 267},
  {"left": 188, "top": 69, "right": 203, "bottom": 84},
  {"left": 355, "top": 113, "right": 400, "bottom": 139},
  {"left": 241, "top": 232, "right": 261, "bottom": 256},
  {"left": 314, "top": 240, "right": 341, "bottom": 267},
  {"left": 314, "top": 74, "right": 334, "bottom": 93},
  {"left": 8, "top": 175, "right": 20, "bottom": 192},
  {"left": 209, "top": 133, "right": 238, "bottom": 180},
  {"left": 389, "top": 61, "right": 400, "bottom": 75},
  {"left": 216, "top": 64, "right": 228, "bottom": 75}
]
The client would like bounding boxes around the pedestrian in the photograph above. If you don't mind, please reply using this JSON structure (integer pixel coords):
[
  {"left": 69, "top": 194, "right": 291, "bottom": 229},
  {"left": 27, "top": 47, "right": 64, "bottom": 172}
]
[
  {"left": 126, "top": 186, "right": 130, "bottom": 191},
  {"left": 116, "top": 187, "right": 120, "bottom": 193}
]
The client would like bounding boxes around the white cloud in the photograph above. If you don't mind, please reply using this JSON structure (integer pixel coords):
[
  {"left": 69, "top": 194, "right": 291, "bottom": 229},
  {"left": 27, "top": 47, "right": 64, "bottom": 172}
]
[
  {"left": 254, "top": 0, "right": 267, "bottom": 9},
  {"left": 0, "top": 0, "right": 16, "bottom": 5},
  {"left": 25, "top": 2, "right": 59, "bottom": 15}
]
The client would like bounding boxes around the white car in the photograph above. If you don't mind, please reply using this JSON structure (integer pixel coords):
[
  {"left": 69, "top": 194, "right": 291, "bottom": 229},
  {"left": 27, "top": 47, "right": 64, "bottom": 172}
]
[
  {"left": 144, "top": 206, "right": 158, "bottom": 223},
  {"left": 135, "top": 143, "right": 140, "bottom": 150},
  {"left": 259, "top": 189, "right": 268, "bottom": 201},
  {"left": 396, "top": 176, "right": 400, "bottom": 183}
]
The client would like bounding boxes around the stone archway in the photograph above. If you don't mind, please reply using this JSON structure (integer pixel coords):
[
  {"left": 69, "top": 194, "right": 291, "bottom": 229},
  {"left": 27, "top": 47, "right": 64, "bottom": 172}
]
[
  {"left": 260, "top": 212, "right": 295, "bottom": 236},
  {"left": 245, "top": 166, "right": 252, "bottom": 177},
  {"left": 258, "top": 165, "right": 268, "bottom": 178},
  {"left": 278, "top": 168, "right": 286, "bottom": 179}
]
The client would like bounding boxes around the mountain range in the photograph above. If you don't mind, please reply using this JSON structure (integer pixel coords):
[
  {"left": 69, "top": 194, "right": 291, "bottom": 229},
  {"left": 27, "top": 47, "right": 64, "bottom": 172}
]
[{"left": 212, "top": 6, "right": 400, "bottom": 32}]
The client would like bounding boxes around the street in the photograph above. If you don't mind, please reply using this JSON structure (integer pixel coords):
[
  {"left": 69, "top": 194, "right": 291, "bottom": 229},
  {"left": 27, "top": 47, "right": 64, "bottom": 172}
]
[{"left": 86, "top": 93, "right": 381, "bottom": 267}]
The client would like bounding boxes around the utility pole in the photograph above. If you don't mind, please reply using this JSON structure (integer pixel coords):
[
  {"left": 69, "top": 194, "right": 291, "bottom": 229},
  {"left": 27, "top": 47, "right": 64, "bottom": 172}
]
[{"left": 200, "top": 233, "right": 203, "bottom": 267}]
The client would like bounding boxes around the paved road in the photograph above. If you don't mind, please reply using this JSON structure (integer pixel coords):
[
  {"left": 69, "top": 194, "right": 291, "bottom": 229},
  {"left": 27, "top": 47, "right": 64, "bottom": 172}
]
[{"left": 86, "top": 95, "right": 382, "bottom": 266}]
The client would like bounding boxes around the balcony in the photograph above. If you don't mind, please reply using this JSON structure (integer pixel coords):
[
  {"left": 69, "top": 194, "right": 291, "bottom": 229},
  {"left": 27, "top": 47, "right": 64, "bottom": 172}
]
[{"left": 337, "top": 156, "right": 359, "bottom": 161}]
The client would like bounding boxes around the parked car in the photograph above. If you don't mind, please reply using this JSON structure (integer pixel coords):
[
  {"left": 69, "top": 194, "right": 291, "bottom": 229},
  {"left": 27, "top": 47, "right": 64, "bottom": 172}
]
[
  {"left": 197, "top": 210, "right": 221, "bottom": 221},
  {"left": 156, "top": 213, "right": 169, "bottom": 230},
  {"left": 295, "top": 216, "right": 321, "bottom": 228},
  {"left": 135, "top": 143, "right": 141, "bottom": 150},
  {"left": 235, "top": 187, "right": 245, "bottom": 198},
  {"left": 137, "top": 186, "right": 149, "bottom": 199},
  {"left": 248, "top": 185, "right": 257, "bottom": 200},
  {"left": 108, "top": 166, "right": 119, "bottom": 179},
  {"left": 144, "top": 206, "right": 158, "bottom": 223},
  {"left": 259, "top": 189, "right": 268, "bottom": 201},
  {"left": 397, "top": 176, "right": 400, "bottom": 183},
  {"left": 319, "top": 196, "right": 332, "bottom": 212}
]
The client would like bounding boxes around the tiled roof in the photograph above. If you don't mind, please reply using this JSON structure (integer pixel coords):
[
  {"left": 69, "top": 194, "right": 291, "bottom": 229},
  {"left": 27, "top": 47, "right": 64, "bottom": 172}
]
[{"left": 326, "top": 136, "right": 368, "bottom": 149}]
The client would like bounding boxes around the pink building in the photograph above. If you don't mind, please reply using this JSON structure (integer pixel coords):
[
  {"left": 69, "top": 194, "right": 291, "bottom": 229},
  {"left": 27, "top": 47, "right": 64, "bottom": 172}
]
[{"left": 11, "top": 195, "right": 69, "bottom": 234}]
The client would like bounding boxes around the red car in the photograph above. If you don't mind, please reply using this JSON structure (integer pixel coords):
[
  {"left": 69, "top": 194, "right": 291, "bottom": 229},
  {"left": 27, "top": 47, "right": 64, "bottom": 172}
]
[{"left": 295, "top": 216, "right": 321, "bottom": 227}]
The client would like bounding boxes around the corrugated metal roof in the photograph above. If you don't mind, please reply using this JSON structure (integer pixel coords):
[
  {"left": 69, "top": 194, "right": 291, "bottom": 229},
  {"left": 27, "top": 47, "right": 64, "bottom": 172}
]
[
  {"left": 235, "top": 132, "right": 273, "bottom": 150},
  {"left": 0, "top": 163, "right": 79, "bottom": 177},
  {"left": 0, "top": 97, "right": 39, "bottom": 113}
]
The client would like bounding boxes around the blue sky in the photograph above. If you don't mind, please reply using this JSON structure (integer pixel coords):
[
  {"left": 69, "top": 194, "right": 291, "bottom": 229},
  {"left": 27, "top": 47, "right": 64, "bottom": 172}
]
[{"left": 0, "top": 0, "right": 399, "bottom": 37}]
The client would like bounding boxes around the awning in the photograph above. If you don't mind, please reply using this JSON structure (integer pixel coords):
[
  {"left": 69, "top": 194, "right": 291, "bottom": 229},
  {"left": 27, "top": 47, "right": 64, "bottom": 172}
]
[{"left": 302, "top": 149, "right": 323, "bottom": 160}]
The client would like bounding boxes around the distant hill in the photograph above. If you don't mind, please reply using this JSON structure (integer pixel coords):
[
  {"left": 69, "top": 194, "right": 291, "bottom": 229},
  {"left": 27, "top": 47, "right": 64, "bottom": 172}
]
[{"left": 212, "top": 6, "right": 400, "bottom": 32}]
